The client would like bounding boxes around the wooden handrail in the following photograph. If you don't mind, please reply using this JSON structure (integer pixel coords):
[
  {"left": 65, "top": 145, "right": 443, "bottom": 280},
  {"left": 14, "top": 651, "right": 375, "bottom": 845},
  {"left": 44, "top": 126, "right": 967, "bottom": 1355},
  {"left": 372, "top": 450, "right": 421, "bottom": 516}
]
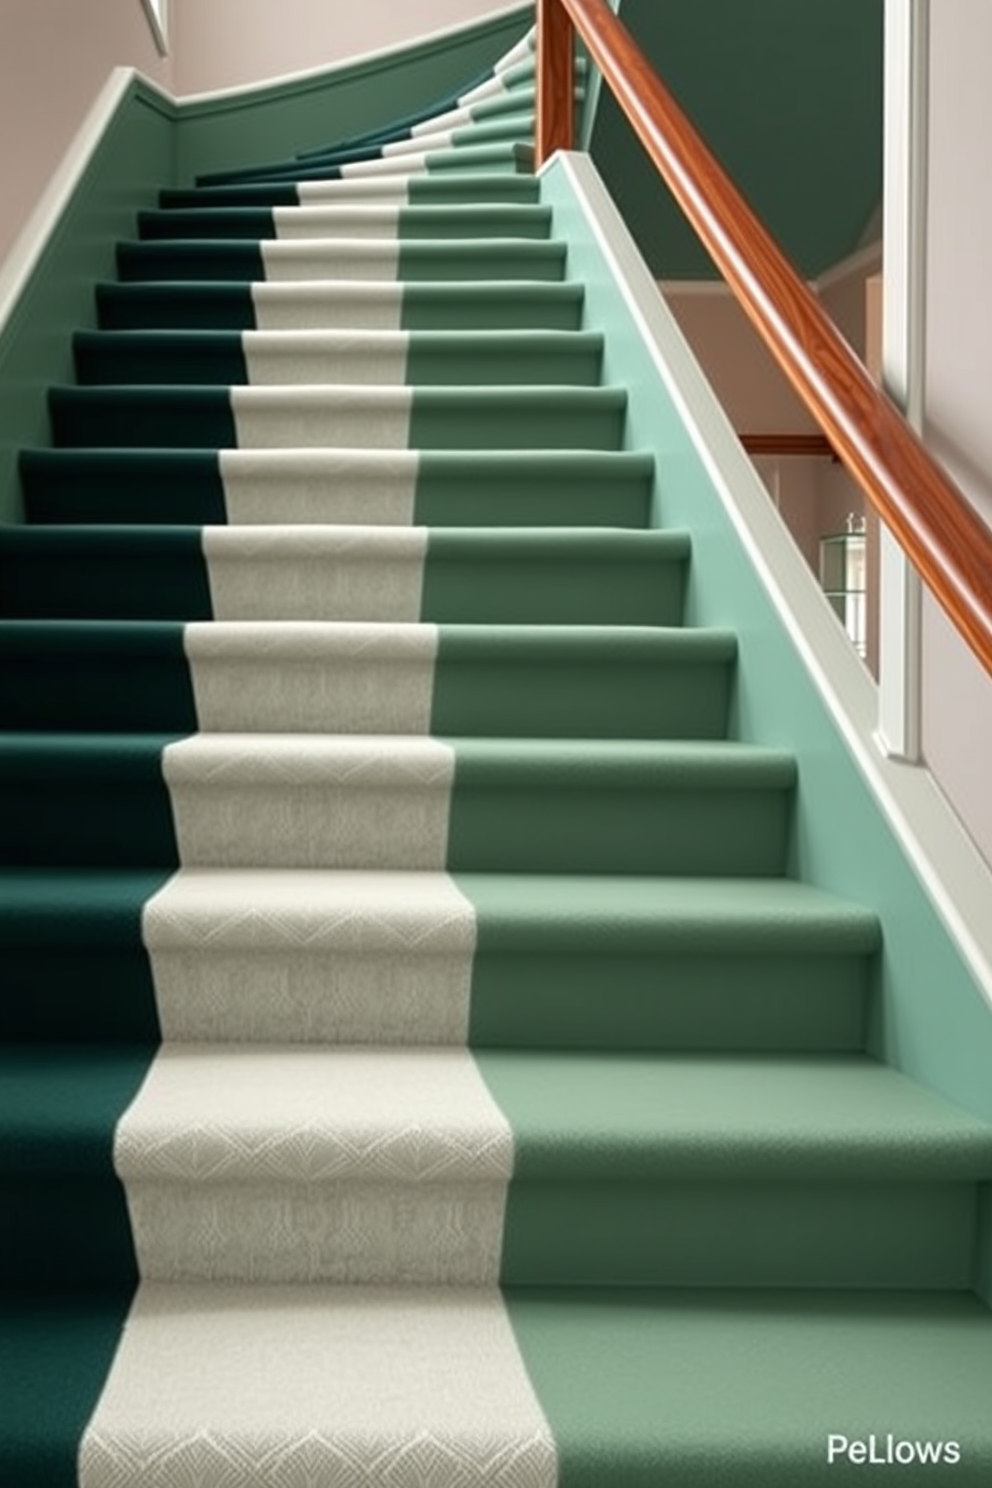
[
  {"left": 537, "top": 0, "right": 992, "bottom": 682},
  {"left": 741, "top": 434, "right": 836, "bottom": 460}
]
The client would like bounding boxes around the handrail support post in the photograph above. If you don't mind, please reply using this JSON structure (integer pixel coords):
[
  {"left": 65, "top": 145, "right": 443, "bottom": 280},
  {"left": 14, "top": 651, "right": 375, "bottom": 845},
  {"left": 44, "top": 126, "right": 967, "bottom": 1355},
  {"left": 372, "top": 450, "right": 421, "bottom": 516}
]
[{"left": 537, "top": 0, "right": 575, "bottom": 166}]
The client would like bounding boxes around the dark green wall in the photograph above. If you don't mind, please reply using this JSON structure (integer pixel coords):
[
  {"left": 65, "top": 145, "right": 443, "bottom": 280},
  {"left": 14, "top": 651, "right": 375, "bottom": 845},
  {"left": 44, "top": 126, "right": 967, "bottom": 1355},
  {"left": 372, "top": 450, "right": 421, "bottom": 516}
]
[{"left": 590, "top": 0, "right": 883, "bottom": 279}]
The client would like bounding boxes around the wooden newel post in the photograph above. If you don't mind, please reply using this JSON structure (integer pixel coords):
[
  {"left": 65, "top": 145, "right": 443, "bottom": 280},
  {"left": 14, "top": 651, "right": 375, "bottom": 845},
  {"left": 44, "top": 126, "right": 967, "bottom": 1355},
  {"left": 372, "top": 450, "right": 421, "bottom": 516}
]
[{"left": 536, "top": 0, "right": 575, "bottom": 165}]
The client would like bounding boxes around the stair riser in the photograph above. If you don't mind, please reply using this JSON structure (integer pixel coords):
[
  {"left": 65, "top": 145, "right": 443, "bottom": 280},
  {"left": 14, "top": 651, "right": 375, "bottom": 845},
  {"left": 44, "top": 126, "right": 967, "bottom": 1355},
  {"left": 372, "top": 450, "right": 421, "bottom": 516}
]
[
  {"left": 5, "top": 1174, "right": 977, "bottom": 1291},
  {"left": 502, "top": 1179, "right": 980, "bottom": 1290},
  {"left": 0, "top": 538, "right": 685, "bottom": 627},
  {"left": 0, "top": 765, "right": 791, "bottom": 874},
  {"left": 95, "top": 283, "right": 585, "bottom": 333},
  {"left": 0, "top": 641, "right": 733, "bottom": 739},
  {"left": 48, "top": 387, "right": 626, "bottom": 451},
  {"left": 136, "top": 204, "right": 552, "bottom": 241},
  {"left": 124, "top": 1179, "right": 509, "bottom": 1286},
  {"left": 71, "top": 331, "right": 604, "bottom": 389},
  {"left": 19, "top": 450, "right": 654, "bottom": 528},
  {"left": 115, "top": 240, "right": 567, "bottom": 283},
  {"left": 0, "top": 940, "right": 870, "bottom": 1053}
]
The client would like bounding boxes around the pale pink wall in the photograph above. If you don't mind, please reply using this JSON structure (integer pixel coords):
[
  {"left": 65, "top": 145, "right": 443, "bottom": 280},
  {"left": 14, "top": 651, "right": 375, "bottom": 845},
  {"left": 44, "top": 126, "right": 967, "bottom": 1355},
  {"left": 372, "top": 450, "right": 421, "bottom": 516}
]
[
  {"left": 920, "top": 0, "right": 992, "bottom": 869},
  {"left": 170, "top": 0, "right": 524, "bottom": 97},
  {"left": 0, "top": 0, "right": 172, "bottom": 265},
  {"left": 662, "top": 286, "right": 818, "bottom": 436},
  {"left": 664, "top": 265, "right": 874, "bottom": 579}
]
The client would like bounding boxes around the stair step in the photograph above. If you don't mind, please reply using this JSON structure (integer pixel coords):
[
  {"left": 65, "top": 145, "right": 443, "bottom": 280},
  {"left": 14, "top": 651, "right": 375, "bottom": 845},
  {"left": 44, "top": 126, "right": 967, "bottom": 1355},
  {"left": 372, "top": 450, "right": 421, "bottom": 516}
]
[
  {"left": 136, "top": 202, "right": 553, "bottom": 242},
  {"left": 48, "top": 385, "right": 628, "bottom": 451},
  {"left": 195, "top": 138, "right": 535, "bottom": 187},
  {"left": 95, "top": 280, "right": 586, "bottom": 332},
  {"left": 20, "top": 449, "right": 654, "bottom": 528},
  {"left": 4, "top": 1046, "right": 989, "bottom": 1288},
  {"left": 71, "top": 328, "right": 604, "bottom": 388},
  {"left": 0, "top": 736, "right": 794, "bottom": 874},
  {"left": 0, "top": 734, "right": 181, "bottom": 867},
  {"left": 0, "top": 869, "right": 877, "bottom": 1051},
  {"left": 5, "top": 1284, "right": 989, "bottom": 1488},
  {"left": 158, "top": 171, "right": 544, "bottom": 209},
  {"left": 275, "top": 111, "right": 535, "bottom": 175},
  {"left": 125, "top": 1047, "right": 992, "bottom": 1287},
  {"left": 314, "top": 85, "right": 536, "bottom": 159},
  {"left": 445, "top": 739, "right": 795, "bottom": 875},
  {"left": 115, "top": 235, "right": 567, "bottom": 283},
  {"left": 0, "top": 619, "right": 732, "bottom": 736},
  {"left": 507, "top": 1287, "right": 992, "bottom": 1483},
  {"left": 167, "top": 736, "right": 791, "bottom": 875},
  {"left": 0, "top": 527, "right": 688, "bottom": 627},
  {"left": 0, "top": 867, "right": 166, "bottom": 1044}
]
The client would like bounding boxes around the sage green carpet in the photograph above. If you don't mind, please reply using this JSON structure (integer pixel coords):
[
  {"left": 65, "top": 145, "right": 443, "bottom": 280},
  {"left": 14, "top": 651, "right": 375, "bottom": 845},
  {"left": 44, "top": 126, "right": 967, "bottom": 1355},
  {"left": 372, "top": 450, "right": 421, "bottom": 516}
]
[{"left": 3, "top": 21, "right": 992, "bottom": 1488}]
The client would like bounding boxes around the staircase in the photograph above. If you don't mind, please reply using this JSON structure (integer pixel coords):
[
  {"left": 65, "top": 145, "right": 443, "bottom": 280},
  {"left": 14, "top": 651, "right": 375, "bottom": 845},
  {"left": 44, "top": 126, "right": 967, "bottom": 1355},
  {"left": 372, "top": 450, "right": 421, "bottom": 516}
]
[{"left": 3, "top": 26, "right": 992, "bottom": 1488}]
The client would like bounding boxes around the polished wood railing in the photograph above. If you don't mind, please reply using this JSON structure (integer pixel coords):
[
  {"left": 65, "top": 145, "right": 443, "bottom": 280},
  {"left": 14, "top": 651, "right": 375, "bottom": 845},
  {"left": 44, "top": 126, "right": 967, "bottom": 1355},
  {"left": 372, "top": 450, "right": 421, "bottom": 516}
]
[
  {"left": 537, "top": 0, "right": 992, "bottom": 682},
  {"left": 740, "top": 434, "right": 836, "bottom": 460}
]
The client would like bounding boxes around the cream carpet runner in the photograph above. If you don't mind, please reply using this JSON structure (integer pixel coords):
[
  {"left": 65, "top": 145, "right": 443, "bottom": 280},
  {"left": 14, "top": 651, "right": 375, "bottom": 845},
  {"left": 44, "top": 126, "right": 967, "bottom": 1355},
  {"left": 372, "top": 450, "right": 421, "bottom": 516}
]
[{"left": 3, "top": 21, "right": 992, "bottom": 1488}]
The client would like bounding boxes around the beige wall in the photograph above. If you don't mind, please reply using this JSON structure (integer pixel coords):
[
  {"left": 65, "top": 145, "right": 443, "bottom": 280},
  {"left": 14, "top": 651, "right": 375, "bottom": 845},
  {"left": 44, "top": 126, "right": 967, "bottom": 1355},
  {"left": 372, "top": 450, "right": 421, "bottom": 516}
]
[
  {"left": 919, "top": 0, "right": 992, "bottom": 868},
  {"left": 663, "top": 252, "right": 877, "bottom": 580},
  {"left": 170, "top": 0, "right": 522, "bottom": 98},
  {"left": 0, "top": 0, "right": 172, "bottom": 265}
]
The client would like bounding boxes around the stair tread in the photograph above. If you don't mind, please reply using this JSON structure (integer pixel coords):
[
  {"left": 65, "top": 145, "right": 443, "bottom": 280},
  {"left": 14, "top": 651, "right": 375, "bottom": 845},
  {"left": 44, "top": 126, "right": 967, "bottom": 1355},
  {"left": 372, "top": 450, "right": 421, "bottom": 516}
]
[
  {"left": 138, "top": 201, "right": 553, "bottom": 238},
  {"left": 0, "top": 620, "right": 728, "bottom": 658},
  {"left": 0, "top": 866, "right": 877, "bottom": 949},
  {"left": 196, "top": 137, "right": 536, "bottom": 186},
  {"left": 159, "top": 172, "right": 545, "bottom": 207},
  {"left": 1, "top": 732, "right": 793, "bottom": 777},
  {"left": 508, "top": 1286, "right": 992, "bottom": 1482},
  {"left": 4, "top": 1284, "right": 989, "bottom": 1486},
  {"left": 4, "top": 1045, "right": 990, "bottom": 1180}
]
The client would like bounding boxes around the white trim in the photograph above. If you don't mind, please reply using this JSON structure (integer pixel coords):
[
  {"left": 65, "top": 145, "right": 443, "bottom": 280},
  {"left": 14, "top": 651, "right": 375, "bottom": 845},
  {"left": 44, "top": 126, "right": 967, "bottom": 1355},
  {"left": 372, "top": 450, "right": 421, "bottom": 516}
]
[
  {"left": 139, "top": 0, "right": 169, "bottom": 56},
  {"left": 878, "top": 0, "right": 929, "bottom": 760},
  {"left": 176, "top": 3, "right": 532, "bottom": 109},
  {"left": 813, "top": 240, "right": 883, "bottom": 294},
  {"left": 547, "top": 150, "right": 992, "bottom": 1016}
]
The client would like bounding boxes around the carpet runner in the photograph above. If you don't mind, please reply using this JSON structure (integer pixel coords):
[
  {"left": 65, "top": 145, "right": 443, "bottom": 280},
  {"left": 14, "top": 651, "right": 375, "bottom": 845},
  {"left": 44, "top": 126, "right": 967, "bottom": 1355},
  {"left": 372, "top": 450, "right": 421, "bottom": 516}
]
[{"left": 3, "top": 20, "right": 992, "bottom": 1488}]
